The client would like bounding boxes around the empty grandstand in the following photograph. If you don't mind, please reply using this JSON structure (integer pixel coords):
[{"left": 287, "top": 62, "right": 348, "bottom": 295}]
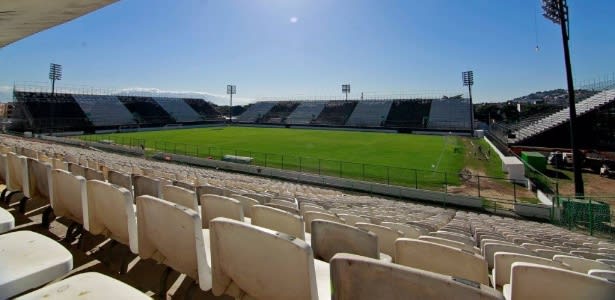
[
  {"left": 313, "top": 101, "right": 357, "bottom": 126},
  {"left": 428, "top": 99, "right": 472, "bottom": 130},
  {"left": 9, "top": 90, "right": 225, "bottom": 132},
  {"left": 183, "top": 98, "right": 224, "bottom": 120},
  {"left": 151, "top": 97, "right": 202, "bottom": 123},
  {"left": 235, "top": 102, "right": 277, "bottom": 123},
  {"left": 345, "top": 100, "right": 393, "bottom": 127},
  {"left": 72, "top": 94, "right": 136, "bottom": 127},
  {"left": 286, "top": 101, "right": 327, "bottom": 125},
  {"left": 260, "top": 101, "right": 300, "bottom": 124},
  {"left": 385, "top": 99, "right": 431, "bottom": 128},
  {"left": 14, "top": 91, "right": 93, "bottom": 131}
]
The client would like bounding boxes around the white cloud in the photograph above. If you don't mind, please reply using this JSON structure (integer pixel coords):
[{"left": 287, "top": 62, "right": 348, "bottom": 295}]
[
  {"left": 113, "top": 87, "right": 256, "bottom": 106},
  {"left": 0, "top": 86, "right": 12, "bottom": 103},
  {"left": 290, "top": 17, "right": 298, "bottom": 23}
]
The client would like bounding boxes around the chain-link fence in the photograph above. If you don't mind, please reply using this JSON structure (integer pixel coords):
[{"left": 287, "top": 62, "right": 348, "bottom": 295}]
[{"left": 555, "top": 196, "right": 615, "bottom": 239}]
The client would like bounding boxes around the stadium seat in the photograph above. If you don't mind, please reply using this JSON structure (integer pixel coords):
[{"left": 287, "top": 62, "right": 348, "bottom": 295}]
[
  {"left": 25, "top": 158, "right": 52, "bottom": 224},
  {"left": 492, "top": 252, "right": 569, "bottom": 289},
  {"left": 162, "top": 184, "right": 198, "bottom": 211},
  {"left": 0, "top": 230, "right": 73, "bottom": 299},
  {"left": 251, "top": 204, "right": 306, "bottom": 240},
  {"left": 419, "top": 235, "right": 479, "bottom": 254},
  {"left": 201, "top": 194, "right": 244, "bottom": 228},
  {"left": 133, "top": 174, "right": 165, "bottom": 200},
  {"left": 553, "top": 255, "right": 614, "bottom": 273},
  {"left": 196, "top": 185, "right": 232, "bottom": 198},
  {"left": 51, "top": 158, "right": 69, "bottom": 171},
  {"left": 266, "top": 202, "right": 300, "bottom": 215},
  {"left": 395, "top": 238, "right": 489, "bottom": 285},
  {"left": 107, "top": 169, "right": 133, "bottom": 194},
  {"left": 84, "top": 167, "right": 105, "bottom": 181},
  {"left": 3, "top": 153, "right": 29, "bottom": 212},
  {"left": 534, "top": 248, "right": 569, "bottom": 259},
  {"left": 430, "top": 231, "right": 475, "bottom": 247},
  {"left": 300, "top": 203, "right": 328, "bottom": 215},
  {"left": 304, "top": 211, "right": 342, "bottom": 233},
  {"left": 136, "top": 195, "right": 212, "bottom": 292},
  {"left": 15, "top": 272, "right": 149, "bottom": 299},
  {"left": 0, "top": 207, "right": 14, "bottom": 233},
  {"left": 381, "top": 222, "right": 427, "bottom": 238},
  {"left": 482, "top": 242, "right": 534, "bottom": 270},
  {"left": 209, "top": 217, "right": 331, "bottom": 300},
  {"left": 85, "top": 180, "right": 138, "bottom": 261},
  {"left": 570, "top": 250, "right": 610, "bottom": 260},
  {"left": 311, "top": 219, "right": 391, "bottom": 263},
  {"left": 67, "top": 162, "right": 87, "bottom": 177},
  {"left": 229, "top": 194, "right": 259, "bottom": 218},
  {"left": 50, "top": 169, "right": 88, "bottom": 243},
  {"left": 588, "top": 269, "right": 615, "bottom": 281},
  {"left": 337, "top": 214, "right": 369, "bottom": 226},
  {"left": 504, "top": 262, "right": 615, "bottom": 300},
  {"left": 355, "top": 223, "right": 403, "bottom": 257},
  {"left": 330, "top": 253, "right": 503, "bottom": 300}
]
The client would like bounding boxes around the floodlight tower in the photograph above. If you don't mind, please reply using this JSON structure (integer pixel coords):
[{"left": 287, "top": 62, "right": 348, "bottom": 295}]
[
  {"left": 462, "top": 71, "right": 474, "bottom": 136},
  {"left": 542, "top": 0, "right": 583, "bottom": 196},
  {"left": 227, "top": 85, "right": 236, "bottom": 124},
  {"left": 342, "top": 84, "right": 350, "bottom": 101},
  {"left": 49, "top": 63, "right": 62, "bottom": 95}
]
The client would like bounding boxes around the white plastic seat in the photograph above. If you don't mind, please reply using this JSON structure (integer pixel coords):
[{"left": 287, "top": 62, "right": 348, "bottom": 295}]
[
  {"left": 251, "top": 204, "right": 305, "bottom": 240},
  {"left": 67, "top": 162, "right": 86, "bottom": 177},
  {"left": 395, "top": 238, "right": 489, "bottom": 285},
  {"left": 50, "top": 169, "right": 88, "bottom": 227},
  {"left": 201, "top": 194, "right": 244, "bottom": 228},
  {"left": 588, "top": 269, "right": 615, "bottom": 281},
  {"left": 382, "top": 222, "right": 427, "bottom": 238},
  {"left": 492, "top": 252, "right": 569, "bottom": 289},
  {"left": 107, "top": 170, "right": 132, "bottom": 194},
  {"left": 86, "top": 180, "right": 138, "bottom": 253},
  {"left": 132, "top": 175, "right": 163, "bottom": 200},
  {"left": 136, "top": 195, "right": 212, "bottom": 292},
  {"left": 356, "top": 222, "right": 403, "bottom": 257},
  {"left": 266, "top": 202, "right": 300, "bottom": 215},
  {"left": 483, "top": 242, "right": 533, "bottom": 270},
  {"left": 312, "top": 219, "right": 391, "bottom": 263},
  {"left": 304, "top": 211, "right": 342, "bottom": 233},
  {"left": 337, "top": 214, "right": 369, "bottom": 226},
  {"left": 210, "top": 217, "right": 331, "bottom": 300},
  {"left": 162, "top": 185, "right": 198, "bottom": 211},
  {"left": 5, "top": 153, "right": 29, "bottom": 204},
  {"left": 330, "top": 253, "right": 504, "bottom": 300},
  {"left": 419, "top": 235, "right": 479, "bottom": 254},
  {"left": 431, "top": 231, "right": 475, "bottom": 246},
  {"left": 230, "top": 194, "right": 259, "bottom": 218},
  {"left": 15, "top": 272, "right": 150, "bottom": 299},
  {"left": 0, "top": 207, "right": 15, "bottom": 233},
  {"left": 0, "top": 230, "right": 73, "bottom": 299},
  {"left": 84, "top": 167, "right": 105, "bottom": 181},
  {"left": 553, "top": 255, "right": 614, "bottom": 273},
  {"left": 504, "top": 262, "right": 615, "bottom": 300}
]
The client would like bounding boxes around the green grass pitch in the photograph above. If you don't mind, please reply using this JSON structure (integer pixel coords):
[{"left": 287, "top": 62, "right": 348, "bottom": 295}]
[{"left": 83, "top": 126, "right": 468, "bottom": 187}]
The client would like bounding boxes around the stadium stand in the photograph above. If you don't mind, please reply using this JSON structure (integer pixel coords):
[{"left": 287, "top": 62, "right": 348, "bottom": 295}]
[
  {"left": 183, "top": 98, "right": 224, "bottom": 120},
  {"left": 14, "top": 91, "right": 92, "bottom": 131},
  {"left": 286, "top": 101, "right": 327, "bottom": 125},
  {"left": 151, "top": 97, "right": 202, "bottom": 123},
  {"left": 72, "top": 94, "right": 136, "bottom": 127},
  {"left": 345, "top": 100, "right": 393, "bottom": 127},
  {"left": 313, "top": 101, "right": 358, "bottom": 126},
  {"left": 428, "top": 99, "right": 472, "bottom": 129},
  {"left": 3, "top": 135, "right": 615, "bottom": 299},
  {"left": 236, "top": 102, "right": 277, "bottom": 123},
  {"left": 260, "top": 101, "right": 300, "bottom": 124},
  {"left": 509, "top": 89, "right": 615, "bottom": 143},
  {"left": 117, "top": 96, "right": 175, "bottom": 125},
  {"left": 385, "top": 99, "right": 432, "bottom": 128}
]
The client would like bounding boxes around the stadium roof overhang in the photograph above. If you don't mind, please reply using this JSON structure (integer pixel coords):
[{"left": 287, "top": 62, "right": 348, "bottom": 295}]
[{"left": 0, "top": 0, "right": 117, "bottom": 47}]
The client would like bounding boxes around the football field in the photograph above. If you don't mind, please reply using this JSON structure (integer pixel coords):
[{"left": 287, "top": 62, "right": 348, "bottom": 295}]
[{"left": 82, "top": 126, "right": 467, "bottom": 186}]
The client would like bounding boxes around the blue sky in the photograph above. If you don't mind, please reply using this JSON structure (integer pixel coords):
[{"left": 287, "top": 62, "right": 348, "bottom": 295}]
[{"left": 1, "top": 0, "right": 614, "bottom": 104}]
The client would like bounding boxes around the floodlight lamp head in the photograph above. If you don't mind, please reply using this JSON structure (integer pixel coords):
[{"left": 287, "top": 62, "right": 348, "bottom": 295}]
[
  {"left": 227, "top": 85, "right": 236, "bottom": 95},
  {"left": 462, "top": 71, "right": 474, "bottom": 86},
  {"left": 541, "top": 0, "right": 565, "bottom": 24}
]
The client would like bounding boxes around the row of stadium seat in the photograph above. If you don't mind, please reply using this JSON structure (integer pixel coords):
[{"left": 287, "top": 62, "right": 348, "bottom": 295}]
[{"left": 1, "top": 135, "right": 615, "bottom": 298}]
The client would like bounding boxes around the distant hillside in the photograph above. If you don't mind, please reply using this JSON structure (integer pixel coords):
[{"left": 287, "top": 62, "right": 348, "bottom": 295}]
[{"left": 510, "top": 89, "right": 598, "bottom": 106}]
